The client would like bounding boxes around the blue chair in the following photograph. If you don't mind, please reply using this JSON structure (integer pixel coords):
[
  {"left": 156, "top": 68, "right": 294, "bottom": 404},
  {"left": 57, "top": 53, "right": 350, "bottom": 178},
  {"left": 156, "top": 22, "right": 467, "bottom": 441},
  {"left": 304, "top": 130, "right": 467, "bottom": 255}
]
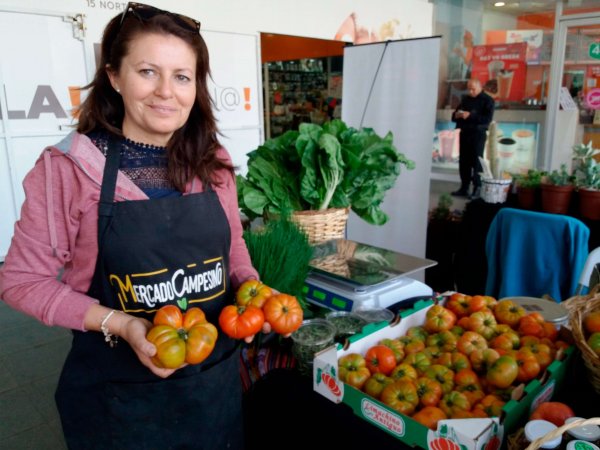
[{"left": 485, "top": 208, "right": 590, "bottom": 301}]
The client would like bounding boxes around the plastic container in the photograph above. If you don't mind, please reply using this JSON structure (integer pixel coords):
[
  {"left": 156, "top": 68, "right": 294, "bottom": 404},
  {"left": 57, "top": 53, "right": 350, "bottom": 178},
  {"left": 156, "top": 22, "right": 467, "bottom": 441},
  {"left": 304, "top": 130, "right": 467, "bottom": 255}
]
[
  {"left": 525, "top": 419, "right": 562, "bottom": 449},
  {"left": 354, "top": 307, "right": 395, "bottom": 324},
  {"left": 565, "top": 417, "right": 600, "bottom": 446},
  {"left": 325, "top": 311, "right": 367, "bottom": 343},
  {"left": 566, "top": 441, "right": 600, "bottom": 450},
  {"left": 291, "top": 318, "right": 336, "bottom": 376}
]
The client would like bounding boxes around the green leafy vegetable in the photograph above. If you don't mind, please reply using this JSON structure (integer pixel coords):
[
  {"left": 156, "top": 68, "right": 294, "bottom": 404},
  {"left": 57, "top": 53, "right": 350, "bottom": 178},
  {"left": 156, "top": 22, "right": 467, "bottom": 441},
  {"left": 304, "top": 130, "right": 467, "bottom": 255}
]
[{"left": 237, "top": 119, "right": 414, "bottom": 225}]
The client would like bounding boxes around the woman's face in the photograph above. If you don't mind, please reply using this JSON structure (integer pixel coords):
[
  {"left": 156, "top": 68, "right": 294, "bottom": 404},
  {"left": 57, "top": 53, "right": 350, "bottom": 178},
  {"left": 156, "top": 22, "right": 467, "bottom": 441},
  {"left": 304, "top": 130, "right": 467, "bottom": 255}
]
[{"left": 108, "top": 32, "right": 197, "bottom": 146}]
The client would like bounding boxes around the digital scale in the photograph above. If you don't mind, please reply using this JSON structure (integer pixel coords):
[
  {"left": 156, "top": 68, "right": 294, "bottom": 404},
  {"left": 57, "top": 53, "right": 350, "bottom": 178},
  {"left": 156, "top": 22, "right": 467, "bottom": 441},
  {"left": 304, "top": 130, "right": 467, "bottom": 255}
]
[{"left": 303, "top": 239, "right": 438, "bottom": 312}]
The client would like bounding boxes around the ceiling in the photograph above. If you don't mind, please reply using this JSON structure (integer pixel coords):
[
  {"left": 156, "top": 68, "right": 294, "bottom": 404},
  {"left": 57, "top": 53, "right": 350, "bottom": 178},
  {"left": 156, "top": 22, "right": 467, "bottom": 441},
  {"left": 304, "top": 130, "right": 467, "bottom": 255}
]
[{"left": 482, "top": 0, "right": 600, "bottom": 15}]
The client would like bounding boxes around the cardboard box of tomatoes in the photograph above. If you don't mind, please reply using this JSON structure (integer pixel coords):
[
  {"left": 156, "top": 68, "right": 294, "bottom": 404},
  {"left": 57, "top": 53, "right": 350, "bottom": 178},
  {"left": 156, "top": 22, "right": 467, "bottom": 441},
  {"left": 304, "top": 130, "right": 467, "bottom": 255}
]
[{"left": 312, "top": 298, "right": 575, "bottom": 450}]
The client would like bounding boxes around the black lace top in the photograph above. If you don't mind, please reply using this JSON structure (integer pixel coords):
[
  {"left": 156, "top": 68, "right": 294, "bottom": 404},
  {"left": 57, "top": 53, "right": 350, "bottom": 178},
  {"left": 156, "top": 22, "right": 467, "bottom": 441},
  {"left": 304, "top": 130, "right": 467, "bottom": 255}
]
[{"left": 87, "top": 130, "right": 180, "bottom": 198}]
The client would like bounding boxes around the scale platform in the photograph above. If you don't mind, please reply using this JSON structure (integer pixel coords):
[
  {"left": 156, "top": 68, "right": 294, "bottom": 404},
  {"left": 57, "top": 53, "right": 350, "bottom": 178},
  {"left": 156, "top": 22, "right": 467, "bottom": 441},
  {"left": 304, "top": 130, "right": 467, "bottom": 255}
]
[{"left": 303, "top": 239, "right": 437, "bottom": 312}]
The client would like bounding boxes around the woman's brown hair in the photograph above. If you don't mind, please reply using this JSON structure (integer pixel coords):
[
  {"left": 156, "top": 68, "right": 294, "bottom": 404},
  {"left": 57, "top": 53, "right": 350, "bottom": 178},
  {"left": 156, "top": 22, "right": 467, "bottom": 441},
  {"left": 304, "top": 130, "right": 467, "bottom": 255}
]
[{"left": 77, "top": 10, "right": 233, "bottom": 189}]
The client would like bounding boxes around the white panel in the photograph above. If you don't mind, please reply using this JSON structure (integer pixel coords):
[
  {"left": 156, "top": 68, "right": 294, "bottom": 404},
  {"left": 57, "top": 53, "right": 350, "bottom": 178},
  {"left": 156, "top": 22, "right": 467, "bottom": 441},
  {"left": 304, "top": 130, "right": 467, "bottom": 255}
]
[
  {"left": 0, "top": 11, "right": 86, "bottom": 135},
  {"left": 0, "top": 138, "right": 16, "bottom": 259},
  {"left": 219, "top": 128, "right": 262, "bottom": 177},
  {"left": 342, "top": 38, "right": 441, "bottom": 265},
  {"left": 203, "top": 30, "right": 262, "bottom": 130}
]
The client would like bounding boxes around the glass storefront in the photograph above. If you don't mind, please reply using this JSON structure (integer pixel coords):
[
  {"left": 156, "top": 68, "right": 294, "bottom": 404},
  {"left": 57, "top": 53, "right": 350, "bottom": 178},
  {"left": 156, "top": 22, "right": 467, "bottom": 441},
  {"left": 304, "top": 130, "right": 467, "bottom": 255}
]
[{"left": 431, "top": 0, "right": 600, "bottom": 182}]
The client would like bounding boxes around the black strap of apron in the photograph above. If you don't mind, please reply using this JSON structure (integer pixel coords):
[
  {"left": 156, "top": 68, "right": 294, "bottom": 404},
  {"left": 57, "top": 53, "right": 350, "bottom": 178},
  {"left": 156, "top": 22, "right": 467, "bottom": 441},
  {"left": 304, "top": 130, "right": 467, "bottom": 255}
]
[{"left": 97, "top": 139, "right": 121, "bottom": 244}]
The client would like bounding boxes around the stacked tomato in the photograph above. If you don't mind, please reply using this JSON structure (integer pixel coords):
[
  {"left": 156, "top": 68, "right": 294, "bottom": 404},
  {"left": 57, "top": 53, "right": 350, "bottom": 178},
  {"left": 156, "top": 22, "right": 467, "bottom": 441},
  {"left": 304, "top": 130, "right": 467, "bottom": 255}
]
[
  {"left": 584, "top": 310, "right": 600, "bottom": 357},
  {"left": 146, "top": 305, "right": 219, "bottom": 369},
  {"left": 337, "top": 293, "right": 571, "bottom": 431},
  {"left": 218, "top": 280, "right": 303, "bottom": 339}
]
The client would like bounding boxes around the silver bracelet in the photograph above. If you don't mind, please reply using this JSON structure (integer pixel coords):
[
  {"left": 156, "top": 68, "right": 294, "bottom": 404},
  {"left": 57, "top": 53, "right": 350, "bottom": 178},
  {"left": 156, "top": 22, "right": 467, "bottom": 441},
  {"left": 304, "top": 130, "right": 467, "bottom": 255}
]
[{"left": 100, "top": 310, "right": 121, "bottom": 347}]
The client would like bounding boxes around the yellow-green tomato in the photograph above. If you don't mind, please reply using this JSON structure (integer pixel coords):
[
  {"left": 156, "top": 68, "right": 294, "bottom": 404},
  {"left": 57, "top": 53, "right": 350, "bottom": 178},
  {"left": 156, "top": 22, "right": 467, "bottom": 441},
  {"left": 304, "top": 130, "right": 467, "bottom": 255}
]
[{"left": 146, "top": 325, "right": 186, "bottom": 369}]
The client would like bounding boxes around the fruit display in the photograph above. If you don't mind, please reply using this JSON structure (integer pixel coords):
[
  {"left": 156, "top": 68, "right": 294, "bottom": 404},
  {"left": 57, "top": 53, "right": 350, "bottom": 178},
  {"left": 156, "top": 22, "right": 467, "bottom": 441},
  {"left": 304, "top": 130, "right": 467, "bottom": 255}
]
[
  {"left": 146, "top": 305, "right": 218, "bottom": 369},
  {"left": 584, "top": 311, "right": 600, "bottom": 357},
  {"left": 335, "top": 293, "right": 571, "bottom": 432},
  {"left": 219, "top": 279, "right": 303, "bottom": 339}
]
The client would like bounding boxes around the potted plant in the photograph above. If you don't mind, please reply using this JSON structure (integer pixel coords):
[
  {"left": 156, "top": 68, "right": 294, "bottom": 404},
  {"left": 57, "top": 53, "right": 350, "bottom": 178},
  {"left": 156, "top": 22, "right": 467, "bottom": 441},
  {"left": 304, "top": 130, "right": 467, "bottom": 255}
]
[
  {"left": 540, "top": 164, "right": 575, "bottom": 215},
  {"left": 572, "top": 141, "right": 600, "bottom": 221},
  {"left": 236, "top": 119, "right": 415, "bottom": 243},
  {"left": 513, "top": 169, "right": 545, "bottom": 210}
]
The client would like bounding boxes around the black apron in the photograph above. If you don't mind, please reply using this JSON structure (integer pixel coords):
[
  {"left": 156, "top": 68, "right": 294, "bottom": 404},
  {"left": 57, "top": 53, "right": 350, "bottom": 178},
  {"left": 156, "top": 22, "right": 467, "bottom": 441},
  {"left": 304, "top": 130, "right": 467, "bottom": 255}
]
[{"left": 55, "top": 140, "right": 243, "bottom": 450}]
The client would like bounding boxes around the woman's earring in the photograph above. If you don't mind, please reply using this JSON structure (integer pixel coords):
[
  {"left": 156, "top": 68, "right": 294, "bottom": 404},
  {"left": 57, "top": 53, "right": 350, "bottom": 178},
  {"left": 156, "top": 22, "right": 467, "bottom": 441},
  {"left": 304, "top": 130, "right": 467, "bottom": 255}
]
[{"left": 116, "top": 87, "right": 120, "bottom": 93}]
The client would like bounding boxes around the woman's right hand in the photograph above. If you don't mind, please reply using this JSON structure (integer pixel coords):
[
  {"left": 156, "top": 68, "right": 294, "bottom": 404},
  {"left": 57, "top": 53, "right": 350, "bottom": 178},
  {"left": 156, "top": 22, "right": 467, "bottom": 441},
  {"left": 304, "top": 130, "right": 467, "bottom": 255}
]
[{"left": 118, "top": 315, "right": 178, "bottom": 379}]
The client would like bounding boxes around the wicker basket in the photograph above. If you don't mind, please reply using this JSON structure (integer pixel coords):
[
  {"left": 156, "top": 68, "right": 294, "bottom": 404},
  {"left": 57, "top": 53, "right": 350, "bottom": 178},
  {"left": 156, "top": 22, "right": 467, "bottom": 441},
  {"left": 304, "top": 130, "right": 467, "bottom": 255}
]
[
  {"left": 291, "top": 208, "right": 349, "bottom": 244},
  {"left": 524, "top": 417, "right": 600, "bottom": 449},
  {"left": 564, "top": 285, "right": 600, "bottom": 394}
]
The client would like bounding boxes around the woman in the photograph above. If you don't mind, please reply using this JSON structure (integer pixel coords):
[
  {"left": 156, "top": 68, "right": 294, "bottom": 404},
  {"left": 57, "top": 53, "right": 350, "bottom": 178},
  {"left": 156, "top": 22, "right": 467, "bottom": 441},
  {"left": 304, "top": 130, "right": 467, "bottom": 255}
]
[{"left": 0, "top": 3, "right": 259, "bottom": 448}]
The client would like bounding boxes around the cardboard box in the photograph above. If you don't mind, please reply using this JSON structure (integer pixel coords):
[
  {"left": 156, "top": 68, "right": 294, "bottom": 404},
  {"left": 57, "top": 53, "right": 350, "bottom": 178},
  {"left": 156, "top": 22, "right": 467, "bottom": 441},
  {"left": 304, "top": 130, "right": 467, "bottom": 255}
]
[{"left": 313, "top": 299, "right": 574, "bottom": 450}]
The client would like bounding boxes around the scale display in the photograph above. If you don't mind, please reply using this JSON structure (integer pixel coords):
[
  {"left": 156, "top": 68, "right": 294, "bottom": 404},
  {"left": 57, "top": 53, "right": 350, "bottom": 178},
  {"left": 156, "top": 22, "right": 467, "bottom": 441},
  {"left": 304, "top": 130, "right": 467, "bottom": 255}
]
[{"left": 309, "top": 239, "right": 437, "bottom": 289}]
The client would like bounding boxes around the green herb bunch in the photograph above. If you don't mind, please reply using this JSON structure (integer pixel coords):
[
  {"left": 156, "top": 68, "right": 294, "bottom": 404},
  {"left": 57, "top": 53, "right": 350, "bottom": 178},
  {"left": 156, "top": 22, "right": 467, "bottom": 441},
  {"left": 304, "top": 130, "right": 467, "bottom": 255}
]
[
  {"left": 242, "top": 215, "right": 313, "bottom": 310},
  {"left": 237, "top": 119, "right": 415, "bottom": 226}
]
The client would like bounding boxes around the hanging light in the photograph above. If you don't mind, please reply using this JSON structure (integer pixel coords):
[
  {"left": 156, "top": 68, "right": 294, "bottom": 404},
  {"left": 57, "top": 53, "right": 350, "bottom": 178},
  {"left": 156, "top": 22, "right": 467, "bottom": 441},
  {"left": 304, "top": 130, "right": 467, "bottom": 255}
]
[{"left": 494, "top": 1, "right": 506, "bottom": 6}]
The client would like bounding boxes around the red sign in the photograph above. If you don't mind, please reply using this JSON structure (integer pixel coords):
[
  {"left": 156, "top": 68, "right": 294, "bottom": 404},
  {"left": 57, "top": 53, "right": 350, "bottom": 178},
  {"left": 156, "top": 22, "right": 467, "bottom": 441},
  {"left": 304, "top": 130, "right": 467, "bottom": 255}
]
[
  {"left": 471, "top": 42, "right": 527, "bottom": 102},
  {"left": 585, "top": 88, "right": 600, "bottom": 110}
]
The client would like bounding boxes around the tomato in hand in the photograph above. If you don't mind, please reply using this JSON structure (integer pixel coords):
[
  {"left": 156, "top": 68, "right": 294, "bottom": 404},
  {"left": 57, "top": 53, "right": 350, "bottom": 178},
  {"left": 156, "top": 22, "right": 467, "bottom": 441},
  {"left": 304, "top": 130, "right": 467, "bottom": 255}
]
[
  {"left": 218, "top": 304, "right": 265, "bottom": 340},
  {"left": 262, "top": 293, "right": 303, "bottom": 335},
  {"left": 235, "top": 279, "right": 273, "bottom": 308},
  {"left": 146, "top": 306, "right": 218, "bottom": 369},
  {"left": 146, "top": 325, "right": 186, "bottom": 369},
  {"left": 365, "top": 345, "right": 397, "bottom": 376}
]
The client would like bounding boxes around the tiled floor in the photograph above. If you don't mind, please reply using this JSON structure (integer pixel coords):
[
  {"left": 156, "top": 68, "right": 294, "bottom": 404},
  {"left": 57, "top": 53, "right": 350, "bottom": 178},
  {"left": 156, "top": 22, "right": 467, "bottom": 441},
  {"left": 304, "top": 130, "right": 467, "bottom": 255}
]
[{"left": 0, "top": 300, "right": 70, "bottom": 449}]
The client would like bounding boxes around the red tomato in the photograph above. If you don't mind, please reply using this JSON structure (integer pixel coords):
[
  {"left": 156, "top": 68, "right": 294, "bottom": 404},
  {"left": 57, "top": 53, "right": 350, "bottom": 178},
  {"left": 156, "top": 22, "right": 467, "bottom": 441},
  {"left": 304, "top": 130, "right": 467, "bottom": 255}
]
[
  {"left": 412, "top": 406, "right": 447, "bottom": 430},
  {"left": 235, "top": 279, "right": 273, "bottom": 308},
  {"left": 365, "top": 345, "right": 397, "bottom": 376},
  {"left": 530, "top": 401, "right": 575, "bottom": 426},
  {"left": 218, "top": 304, "right": 265, "bottom": 339},
  {"left": 514, "top": 347, "right": 541, "bottom": 383},
  {"left": 446, "top": 293, "right": 472, "bottom": 318},
  {"left": 415, "top": 377, "right": 443, "bottom": 407},
  {"left": 262, "top": 293, "right": 303, "bottom": 335},
  {"left": 518, "top": 312, "right": 546, "bottom": 338},
  {"left": 584, "top": 311, "right": 600, "bottom": 334}
]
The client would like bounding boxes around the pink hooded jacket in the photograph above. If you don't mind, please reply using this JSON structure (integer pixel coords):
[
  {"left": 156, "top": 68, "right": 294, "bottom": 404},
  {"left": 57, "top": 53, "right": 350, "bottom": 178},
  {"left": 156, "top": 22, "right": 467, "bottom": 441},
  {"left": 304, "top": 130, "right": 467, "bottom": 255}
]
[{"left": 0, "top": 132, "right": 258, "bottom": 331}]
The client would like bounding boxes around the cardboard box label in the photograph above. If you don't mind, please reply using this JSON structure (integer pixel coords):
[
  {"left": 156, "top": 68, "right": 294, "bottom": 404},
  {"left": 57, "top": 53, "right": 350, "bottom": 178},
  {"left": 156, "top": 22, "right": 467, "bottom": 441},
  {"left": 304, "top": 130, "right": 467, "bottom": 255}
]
[
  {"left": 530, "top": 379, "right": 555, "bottom": 414},
  {"left": 361, "top": 398, "right": 405, "bottom": 437}
]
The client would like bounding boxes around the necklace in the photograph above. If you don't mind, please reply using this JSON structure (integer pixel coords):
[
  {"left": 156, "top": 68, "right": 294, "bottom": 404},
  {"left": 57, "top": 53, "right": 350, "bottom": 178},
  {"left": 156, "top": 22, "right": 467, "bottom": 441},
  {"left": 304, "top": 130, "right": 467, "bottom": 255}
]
[{"left": 123, "top": 137, "right": 167, "bottom": 151}]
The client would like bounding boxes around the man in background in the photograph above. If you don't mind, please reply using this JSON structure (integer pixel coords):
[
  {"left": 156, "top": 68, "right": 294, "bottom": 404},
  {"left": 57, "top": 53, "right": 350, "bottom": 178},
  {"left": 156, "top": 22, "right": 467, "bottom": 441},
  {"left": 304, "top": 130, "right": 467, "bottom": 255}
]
[{"left": 451, "top": 78, "right": 495, "bottom": 199}]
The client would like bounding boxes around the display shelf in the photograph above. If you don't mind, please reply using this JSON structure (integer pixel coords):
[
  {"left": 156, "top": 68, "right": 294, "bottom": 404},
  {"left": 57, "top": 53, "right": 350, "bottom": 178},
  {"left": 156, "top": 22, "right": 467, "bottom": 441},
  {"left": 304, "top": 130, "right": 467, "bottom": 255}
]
[{"left": 263, "top": 57, "right": 341, "bottom": 139}]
